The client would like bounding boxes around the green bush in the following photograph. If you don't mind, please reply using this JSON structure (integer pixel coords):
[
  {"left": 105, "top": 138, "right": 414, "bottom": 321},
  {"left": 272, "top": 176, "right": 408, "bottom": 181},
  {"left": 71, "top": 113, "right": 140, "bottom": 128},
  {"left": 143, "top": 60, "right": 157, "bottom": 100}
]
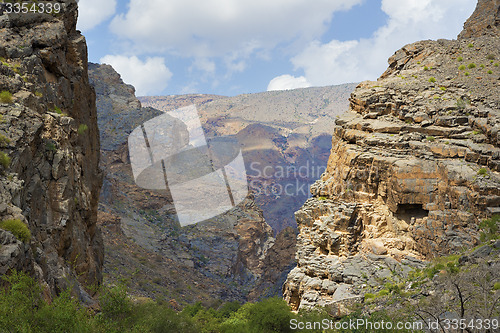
[
  {"left": 428, "top": 77, "right": 436, "bottom": 83},
  {"left": 54, "top": 106, "right": 62, "bottom": 114},
  {"left": 488, "top": 70, "right": 493, "bottom": 74},
  {"left": 0, "top": 219, "right": 31, "bottom": 243},
  {"left": 458, "top": 65, "right": 466, "bottom": 70},
  {"left": 477, "top": 167, "right": 488, "bottom": 176},
  {"left": 0, "top": 134, "right": 10, "bottom": 147},
  {"left": 494, "top": 63, "right": 499, "bottom": 67},
  {"left": 0, "top": 151, "right": 10, "bottom": 169},
  {"left": 457, "top": 56, "right": 463, "bottom": 62},
  {"left": 423, "top": 66, "right": 429, "bottom": 71},
  {"left": 78, "top": 124, "right": 89, "bottom": 135},
  {"left": 0, "top": 271, "right": 98, "bottom": 333},
  {"left": 479, "top": 215, "right": 499, "bottom": 242},
  {"left": 0, "top": 91, "right": 13, "bottom": 104},
  {"left": 468, "top": 63, "right": 476, "bottom": 69},
  {"left": 426, "top": 136, "right": 435, "bottom": 142},
  {"left": 468, "top": 43, "right": 474, "bottom": 48},
  {"left": 464, "top": 72, "right": 470, "bottom": 76},
  {"left": 247, "top": 297, "right": 294, "bottom": 333},
  {"left": 486, "top": 54, "right": 495, "bottom": 60}
]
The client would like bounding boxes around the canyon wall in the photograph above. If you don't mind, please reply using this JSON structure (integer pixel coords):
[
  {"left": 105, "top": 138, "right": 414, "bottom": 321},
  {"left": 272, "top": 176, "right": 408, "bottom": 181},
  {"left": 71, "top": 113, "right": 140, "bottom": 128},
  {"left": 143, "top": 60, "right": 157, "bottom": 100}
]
[
  {"left": 284, "top": 0, "right": 500, "bottom": 314},
  {"left": 0, "top": 0, "right": 102, "bottom": 301}
]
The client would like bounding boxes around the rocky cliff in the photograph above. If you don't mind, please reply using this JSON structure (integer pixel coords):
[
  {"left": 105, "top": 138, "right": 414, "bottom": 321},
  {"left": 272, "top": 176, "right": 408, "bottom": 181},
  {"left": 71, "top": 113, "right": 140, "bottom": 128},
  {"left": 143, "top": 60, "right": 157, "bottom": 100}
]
[
  {"left": 0, "top": 0, "right": 102, "bottom": 301},
  {"left": 284, "top": 0, "right": 500, "bottom": 314}
]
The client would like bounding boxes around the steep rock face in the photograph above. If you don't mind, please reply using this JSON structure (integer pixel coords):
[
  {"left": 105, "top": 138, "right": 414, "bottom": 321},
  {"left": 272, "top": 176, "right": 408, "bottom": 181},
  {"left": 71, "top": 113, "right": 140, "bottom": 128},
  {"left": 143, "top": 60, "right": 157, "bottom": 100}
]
[
  {"left": 284, "top": 2, "right": 500, "bottom": 314},
  {"left": 90, "top": 64, "right": 283, "bottom": 303},
  {"left": 458, "top": 0, "right": 500, "bottom": 39},
  {"left": 0, "top": 1, "right": 103, "bottom": 299}
]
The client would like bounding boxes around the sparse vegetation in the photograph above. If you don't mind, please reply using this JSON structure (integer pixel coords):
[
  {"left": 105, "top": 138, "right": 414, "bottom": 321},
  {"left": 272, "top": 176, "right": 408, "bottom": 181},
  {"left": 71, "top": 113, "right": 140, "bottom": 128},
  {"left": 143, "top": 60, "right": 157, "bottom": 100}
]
[
  {"left": 477, "top": 167, "right": 488, "bottom": 176},
  {"left": 468, "top": 63, "right": 476, "bottom": 69},
  {"left": 486, "top": 54, "right": 495, "bottom": 60},
  {"left": 0, "top": 219, "right": 31, "bottom": 243},
  {"left": 439, "top": 86, "right": 446, "bottom": 91},
  {"left": 478, "top": 215, "right": 499, "bottom": 242},
  {"left": 35, "top": 91, "right": 43, "bottom": 97},
  {"left": 45, "top": 142, "right": 56, "bottom": 151},
  {"left": 0, "top": 134, "right": 10, "bottom": 147},
  {"left": 0, "top": 91, "right": 13, "bottom": 104},
  {"left": 428, "top": 77, "right": 436, "bottom": 83},
  {"left": 78, "top": 124, "right": 89, "bottom": 135},
  {"left": 467, "top": 43, "right": 474, "bottom": 48},
  {"left": 426, "top": 136, "right": 435, "bottom": 142},
  {"left": 0, "top": 151, "right": 10, "bottom": 169},
  {"left": 53, "top": 106, "right": 62, "bottom": 114}
]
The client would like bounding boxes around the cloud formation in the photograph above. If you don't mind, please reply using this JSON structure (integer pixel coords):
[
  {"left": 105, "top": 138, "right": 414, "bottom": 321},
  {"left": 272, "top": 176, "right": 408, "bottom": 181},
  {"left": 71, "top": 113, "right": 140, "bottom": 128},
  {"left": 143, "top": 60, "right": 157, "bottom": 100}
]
[
  {"left": 109, "top": 0, "right": 362, "bottom": 58},
  {"left": 270, "top": 0, "right": 476, "bottom": 89},
  {"left": 77, "top": 0, "right": 117, "bottom": 32},
  {"left": 267, "top": 75, "right": 311, "bottom": 91},
  {"left": 100, "top": 55, "right": 173, "bottom": 96}
]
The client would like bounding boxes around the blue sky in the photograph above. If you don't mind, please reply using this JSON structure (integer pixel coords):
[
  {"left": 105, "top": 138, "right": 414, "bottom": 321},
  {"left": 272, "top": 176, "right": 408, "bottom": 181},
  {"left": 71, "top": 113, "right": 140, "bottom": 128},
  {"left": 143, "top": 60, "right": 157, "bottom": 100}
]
[{"left": 78, "top": 0, "right": 476, "bottom": 97}]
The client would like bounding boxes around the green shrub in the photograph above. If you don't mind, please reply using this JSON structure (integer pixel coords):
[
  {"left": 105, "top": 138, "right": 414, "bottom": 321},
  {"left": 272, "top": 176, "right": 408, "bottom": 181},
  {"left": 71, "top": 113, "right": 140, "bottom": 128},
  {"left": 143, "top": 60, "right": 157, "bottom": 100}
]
[
  {"left": 78, "top": 124, "right": 88, "bottom": 135},
  {"left": 0, "top": 91, "right": 13, "bottom": 104},
  {"left": 477, "top": 167, "right": 488, "bottom": 176},
  {"left": 378, "top": 289, "right": 389, "bottom": 297},
  {"left": 0, "top": 219, "right": 31, "bottom": 243},
  {"left": 468, "top": 63, "right": 476, "bottom": 69},
  {"left": 495, "top": 63, "right": 499, "bottom": 67},
  {"left": 479, "top": 215, "right": 499, "bottom": 242},
  {"left": 247, "top": 297, "right": 294, "bottom": 333},
  {"left": 488, "top": 70, "right": 494, "bottom": 74},
  {"left": 426, "top": 136, "right": 435, "bottom": 142},
  {"left": 479, "top": 64, "right": 485, "bottom": 68},
  {"left": 423, "top": 66, "right": 429, "bottom": 71},
  {"left": 494, "top": 282, "right": 500, "bottom": 290},
  {"left": 364, "top": 293, "right": 375, "bottom": 300},
  {"left": 486, "top": 54, "right": 495, "bottom": 60},
  {"left": 0, "top": 151, "right": 10, "bottom": 169},
  {"left": 428, "top": 77, "right": 436, "bottom": 83},
  {"left": 458, "top": 65, "right": 466, "bottom": 70},
  {"left": 53, "top": 106, "right": 62, "bottom": 114},
  {"left": 464, "top": 72, "right": 470, "bottom": 76},
  {"left": 0, "top": 134, "right": 10, "bottom": 147},
  {"left": 457, "top": 56, "right": 463, "bottom": 62},
  {"left": 468, "top": 43, "right": 474, "bottom": 48}
]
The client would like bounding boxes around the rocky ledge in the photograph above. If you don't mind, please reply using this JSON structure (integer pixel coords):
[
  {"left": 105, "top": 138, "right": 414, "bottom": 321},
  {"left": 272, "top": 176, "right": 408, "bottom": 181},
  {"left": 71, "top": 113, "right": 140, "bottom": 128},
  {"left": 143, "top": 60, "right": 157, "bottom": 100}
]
[{"left": 283, "top": 0, "right": 500, "bottom": 315}]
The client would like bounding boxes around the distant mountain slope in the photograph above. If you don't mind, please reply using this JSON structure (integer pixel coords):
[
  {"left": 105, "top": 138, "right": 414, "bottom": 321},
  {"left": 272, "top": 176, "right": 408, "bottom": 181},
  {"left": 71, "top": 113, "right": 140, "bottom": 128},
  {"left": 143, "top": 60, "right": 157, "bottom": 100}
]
[
  {"left": 140, "top": 84, "right": 357, "bottom": 233},
  {"left": 90, "top": 64, "right": 297, "bottom": 304}
]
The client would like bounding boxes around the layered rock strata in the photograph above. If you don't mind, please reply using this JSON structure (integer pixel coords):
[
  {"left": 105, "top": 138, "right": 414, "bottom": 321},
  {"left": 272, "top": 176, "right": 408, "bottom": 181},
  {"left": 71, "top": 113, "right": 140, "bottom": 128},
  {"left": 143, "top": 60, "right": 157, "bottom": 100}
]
[{"left": 284, "top": 0, "right": 500, "bottom": 314}]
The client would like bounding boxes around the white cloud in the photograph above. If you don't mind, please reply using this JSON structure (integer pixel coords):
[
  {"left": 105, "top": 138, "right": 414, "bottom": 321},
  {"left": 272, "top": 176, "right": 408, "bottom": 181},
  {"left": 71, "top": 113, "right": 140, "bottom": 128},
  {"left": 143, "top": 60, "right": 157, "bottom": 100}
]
[
  {"left": 109, "top": 0, "right": 363, "bottom": 59},
  {"left": 267, "top": 75, "right": 311, "bottom": 91},
  {"left": 77, "top": 0, "right": 117, "bottom": 32},
  {"left": 100, "top": 55, "right": 173, "bottom": 96},
  {"left": 287, "top": 0, "right": 477, "bottom": 86}
]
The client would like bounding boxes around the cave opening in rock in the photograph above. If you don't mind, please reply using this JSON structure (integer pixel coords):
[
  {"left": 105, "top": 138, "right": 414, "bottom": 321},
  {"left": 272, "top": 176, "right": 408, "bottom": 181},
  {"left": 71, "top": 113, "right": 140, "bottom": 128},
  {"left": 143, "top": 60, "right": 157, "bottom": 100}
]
[{"left": 395, "top": 203, "right": 429, "bottom": 223}]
